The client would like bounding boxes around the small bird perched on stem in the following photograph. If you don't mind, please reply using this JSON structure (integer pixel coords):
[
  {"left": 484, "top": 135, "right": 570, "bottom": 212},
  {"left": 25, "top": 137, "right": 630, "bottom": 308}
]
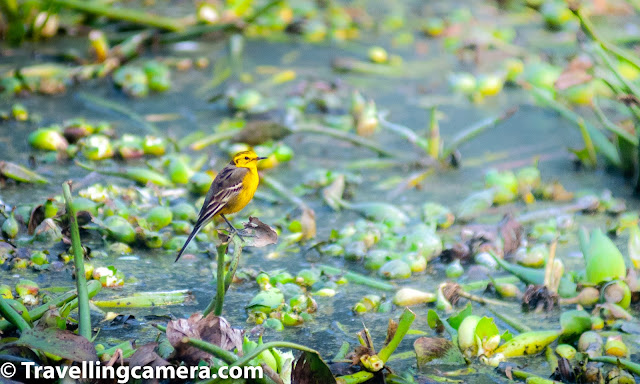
[{"left": 175, "top": 150, "right": 266, "bottom": 262}]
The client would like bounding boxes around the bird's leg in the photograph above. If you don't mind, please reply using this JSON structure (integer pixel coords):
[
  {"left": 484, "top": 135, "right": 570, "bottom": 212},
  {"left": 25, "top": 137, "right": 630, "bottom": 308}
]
[{"left": 220, "top": 214, "right": 245, "bottom": 241}]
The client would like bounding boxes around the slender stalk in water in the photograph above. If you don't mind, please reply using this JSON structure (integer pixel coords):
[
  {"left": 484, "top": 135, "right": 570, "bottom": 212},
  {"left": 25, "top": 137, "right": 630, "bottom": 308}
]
[{"left": 62, "top": 181, "right": 92, "bottom": 340}]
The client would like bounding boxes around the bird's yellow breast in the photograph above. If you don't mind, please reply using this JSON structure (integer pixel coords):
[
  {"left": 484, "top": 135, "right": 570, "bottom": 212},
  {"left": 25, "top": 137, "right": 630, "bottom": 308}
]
[{"left": 219, "top": 168, "right": 259, "bottom": 215}]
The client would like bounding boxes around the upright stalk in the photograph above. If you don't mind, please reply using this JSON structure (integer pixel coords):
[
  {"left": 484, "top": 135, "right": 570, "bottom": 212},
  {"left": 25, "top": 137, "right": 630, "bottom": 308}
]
[
  {"left": 62, "top": 181, "right": 92, "bottom": 340},
  {"left": 204, "top": 235, "right": 243, "bottom": 316}
]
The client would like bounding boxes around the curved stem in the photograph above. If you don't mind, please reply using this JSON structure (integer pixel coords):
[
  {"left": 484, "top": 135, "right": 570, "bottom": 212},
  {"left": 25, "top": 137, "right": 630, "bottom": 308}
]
[
  {"left": 0, "top": 296, "right": 30, "bottom": 332},
  {"left": 231, "top": 341, "right": 319, "bottom": 368},
  {"left": 185, "top": 337, "right": 238, "bottom": 364}
]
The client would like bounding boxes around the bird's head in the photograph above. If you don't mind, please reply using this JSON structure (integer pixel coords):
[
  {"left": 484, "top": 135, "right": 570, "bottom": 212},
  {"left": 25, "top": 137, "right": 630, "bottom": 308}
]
[{"left": 232, "top": 150, "right": 267, "bottom": 168}]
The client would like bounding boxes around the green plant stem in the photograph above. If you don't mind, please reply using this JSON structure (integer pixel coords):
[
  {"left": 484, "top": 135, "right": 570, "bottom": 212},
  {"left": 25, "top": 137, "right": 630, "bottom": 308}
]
[
  {"left": 231, "top": 342, "right": 319, "bottom": 368},
  {"left": 487, "top": 307, "right": 532, "bottom": 333},
  {"left": 529, "top": 86, "right": 621, "bottom": 167},
  {"left": 203, "top": 235, "right": 243, "bottom": 316},
  {"left": 318, "top": 264, "right": 394, "bottom": 291},
  {"left": 0, "top": 280, "right": 102, "bottom": 331},
  {"left": 190, "top": 131, "right": 237, "bottom": 151},
  {"left": 45, "top": 0, "right": 185, "bottom": 31},
  {"left": 332, "top": 341, "right": 351, "bottom": 361},
  {"left": 292, "top": 123, "right": 396, "bottom": 157},
  {"left": 595, "top": 45, "right": 640, "bottom": 100},
  {"left": 260, "top": 174, "right": 310, "bottom": 210},
  {"left": 213, "top": 242, "right": 228, "bottom": 316},
  {"left": 592, "top": 98, "right": 637, "bottom": 145},
  {"left": 378, "top": 113, "right": 429, "bottom": 153},
  {"left": 429, "top": 107, "right": 440, "bottom": 159},
  {"left": 589, "top": 356, "right": 640, "bottom": 375},
  {"left": 76, "top": 92, "right": 158, "bottom": 134},
  {"left": 573, "top": 8, "right": 640, "bottom": 71},
  {"left": 441, "top": 107, "right": 517, "bottom": 159},
  {"left": 0, "top": 296, "right": 31, "bottom": 332},
  {"left": 62, "top": 181, "right": 92, "bottom": 340},
  {"left": 224, "top": 236, "right": 243, "bottom": 291},
  {"left": 378, "top": 308, "right": 416, "bottom": 362},
  {"left": 185, "top": 337, "right": 238, "bottom": 364}
]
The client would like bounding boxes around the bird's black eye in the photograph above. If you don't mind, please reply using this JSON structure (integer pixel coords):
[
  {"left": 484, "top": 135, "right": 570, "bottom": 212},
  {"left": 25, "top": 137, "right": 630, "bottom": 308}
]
[{"left": 244, "top": 156, "right": 249, "bottom": 160}]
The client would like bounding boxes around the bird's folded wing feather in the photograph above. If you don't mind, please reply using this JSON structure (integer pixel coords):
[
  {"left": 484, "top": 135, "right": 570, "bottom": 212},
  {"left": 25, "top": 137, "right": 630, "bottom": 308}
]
[{"left": 195, "top": 165, "right": 248, "bottom": 226}]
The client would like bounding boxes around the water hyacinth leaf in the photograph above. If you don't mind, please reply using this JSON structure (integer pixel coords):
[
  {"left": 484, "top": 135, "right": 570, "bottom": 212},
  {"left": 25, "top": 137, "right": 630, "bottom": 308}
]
[
  {"left": 456, "top": 189, "right": 495, "bottom": 221},
  {"left": 239, "top": 217, "right": 278, "bottom": 247},
  {"left": 584, "top": 228, "right": 627, "bottom": 284},
  {"left": 0, "top": 161, "right": 49, "bottom": 184},
  {"left": 475, "top": 317, "right": 499, "bottom": 344},
  {"left": 17, "top": 328, "right": 98, "bottom": 362},
  {"left": 246, "top": 289, "right": 285, "bottom": 313},
  {"left": 560, "top": 310, "right": 592, "bottom": 341},
  {"left": 292, "top": 350, "right": 336, "bottom": 384},
  {"left": 447, "top": 302, "right": 473, "bottom": 331},
  {"left": 28, "top": 128, "right": 68, "bottom": 151}
]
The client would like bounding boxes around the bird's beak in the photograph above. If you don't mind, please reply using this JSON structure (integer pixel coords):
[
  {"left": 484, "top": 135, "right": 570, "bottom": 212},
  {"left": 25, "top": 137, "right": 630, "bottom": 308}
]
[{"left": 257, "top": 157, "right": 268, "bottom": 161}]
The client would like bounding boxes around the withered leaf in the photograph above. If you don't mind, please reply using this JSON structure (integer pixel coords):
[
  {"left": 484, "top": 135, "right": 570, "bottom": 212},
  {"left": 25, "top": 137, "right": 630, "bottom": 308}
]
[
  {"left": 499, "top": 214, "right": 523, "bottom": 256},
  {"left": 17, "top": 328, "right": 98, "bottom": 362},
  {"left": 322, "top": 175, "right": 345, "bottom": 211},
  {"left": 27, "top": 204, "right": 45, "bottom": 235},
  {"left": 414, "top": 337, "right": 462, "bottom": 368},
  {"left": 300, "top": 207, "right": 316, "bottom": 240},
  {"left": 383, "top": 319, "right": 398, "bottom": 347},
  {"left": 166, "top": 313, "right": 243, "bottom": 365},
  {"left": 239, "top": 217, "right": 278, "bottom": 247},
  {"left": 291, "top": 351, "right": 336, "bottom": 384},
  {"left": 129, "top": 342, "right": 170, "bottom": 368},
  {"left": 555, "top": 56, "right": 593, "bottom": 91}
]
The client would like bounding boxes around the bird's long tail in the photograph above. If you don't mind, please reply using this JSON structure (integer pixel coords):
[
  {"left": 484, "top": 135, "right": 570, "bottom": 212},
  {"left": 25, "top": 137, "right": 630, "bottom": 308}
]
[{"left": 175, "top": 224, "right": 202, "bottom": 262}]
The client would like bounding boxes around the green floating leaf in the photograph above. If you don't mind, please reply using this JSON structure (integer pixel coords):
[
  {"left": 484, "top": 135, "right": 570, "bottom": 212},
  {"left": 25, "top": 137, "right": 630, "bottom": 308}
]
[
  {"left": 475, "top": 316, "right": 499, "bottom": 341},
  {"left": 560, "top": 309, "right": 591, "bottom": 342},
  {"left": 0, "top": 161, "right": 49, "bottom": 184},
  {"left": 447, "top": 302, "right": 473, "bottom": 331},
  {"left": 17, "top": 328, "right": 98, "bottom": 362}
]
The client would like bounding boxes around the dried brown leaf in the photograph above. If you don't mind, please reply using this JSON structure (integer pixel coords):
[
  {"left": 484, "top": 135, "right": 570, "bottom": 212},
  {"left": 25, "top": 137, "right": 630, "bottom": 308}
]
[
  {"left": 499, "top": 214, "right": 523, "bottom": 256},
  {"left": 555, "top": 56, "right": 593, "bottom": 90},
  {"left": 129, "top": 343, "right": 170, "bottom": 369},
  {"left": 27, "top": 204, "right": 45, "bottom": 235},
  {"left": 301, "top": 208, "right": 316, "bottom": 240},
  {"left": 240, "top": 217, "right": 278, "bottom": 247},
  {"left": 383, "top": 319, "right": 398, "bottom": 347},
  {"left": 166, "top": 313, "right": 243, "bottom": 365},
  {"left": 17, "top": 328, "right": 98, "bottom": 362}
]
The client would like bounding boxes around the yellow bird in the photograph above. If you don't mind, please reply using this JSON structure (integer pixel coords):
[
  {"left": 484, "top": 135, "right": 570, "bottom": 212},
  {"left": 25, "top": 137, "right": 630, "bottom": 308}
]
[{"left": 175, "top": 150, "right": 266, "bottom": 261}]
